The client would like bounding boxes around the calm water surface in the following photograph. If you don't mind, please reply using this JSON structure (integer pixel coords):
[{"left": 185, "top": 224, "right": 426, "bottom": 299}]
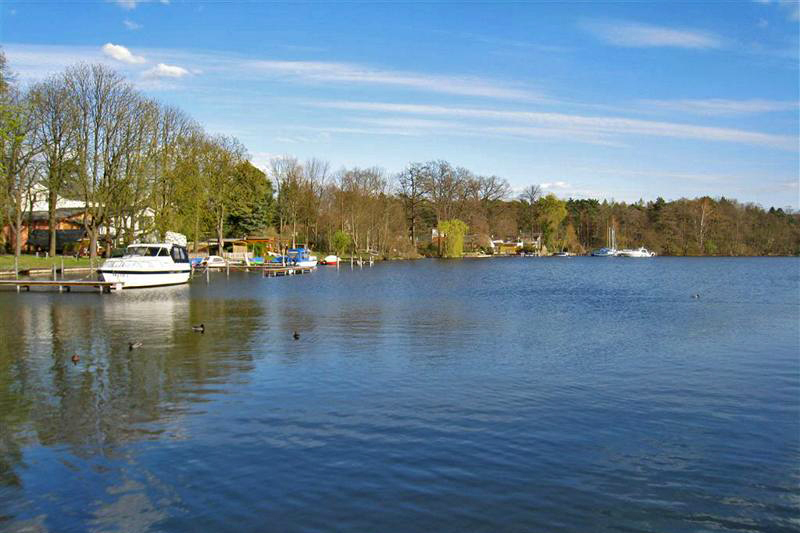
[{"left": 0, "top": 258, "right": 798, "bottom": 532}]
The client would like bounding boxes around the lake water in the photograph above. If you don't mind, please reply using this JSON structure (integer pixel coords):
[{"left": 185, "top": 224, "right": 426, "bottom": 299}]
[{"left": 0, "top": 258, "right": 798, "bottom": 532}]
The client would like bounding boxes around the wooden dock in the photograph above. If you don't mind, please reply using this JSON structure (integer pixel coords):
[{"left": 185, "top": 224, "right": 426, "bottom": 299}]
[
  {"left": 0, "top": 279, "right": 122, "bottom": 293},
  {"left": 191, "top": 263, "right": 316, "bottom": 278},
  {"left": 261, "top": 265, "right": 315, "bottom": 277}
]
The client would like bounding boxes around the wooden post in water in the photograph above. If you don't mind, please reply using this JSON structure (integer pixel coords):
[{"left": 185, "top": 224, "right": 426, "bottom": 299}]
[
  {"left": 226, "top": 259, "right": 230, "bottom": 277},
  {"left": 206, "top": 264, "right": 210, "bottom": 283},
  {"left": 52, "top": 264, "right": 57, "bottom": 280},
  {"left": 60, "top": 256, "right": 64, "bottom": 278}
]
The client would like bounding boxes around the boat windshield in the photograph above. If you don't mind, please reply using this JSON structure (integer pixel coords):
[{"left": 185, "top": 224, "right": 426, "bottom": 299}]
[{"left": 127, "top": 246, "right": 166, "bottom": 257}]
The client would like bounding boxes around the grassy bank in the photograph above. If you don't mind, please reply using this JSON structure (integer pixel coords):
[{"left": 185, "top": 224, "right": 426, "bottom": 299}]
[{"left": 0, "top": 255, "right": 93, "bottom": 273}]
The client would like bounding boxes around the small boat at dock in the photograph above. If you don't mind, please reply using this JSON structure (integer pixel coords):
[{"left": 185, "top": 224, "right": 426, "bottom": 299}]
[
  {"left": 99, "top": 241, "right": 192, "bottom": 287},
  {"left": 271, "top": 247, "right": 318, "bottom": 268},
  {"left": 591, "top": 247, "right": 618, "bottom": 257},
  {"left": 617, "top": 247, "right": 655, "bottom": 258}
]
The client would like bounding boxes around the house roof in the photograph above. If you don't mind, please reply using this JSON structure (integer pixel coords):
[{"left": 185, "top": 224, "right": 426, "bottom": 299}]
[{"left": 26, "top": 208, "right": 86, "bottom": 222}]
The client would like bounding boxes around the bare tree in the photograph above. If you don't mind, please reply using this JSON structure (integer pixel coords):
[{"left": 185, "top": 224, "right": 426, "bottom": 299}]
[
  {"left": 65, "top": 64, "right": 142, "bottom": 260},
  {"left": 519, "top": 184, "right": 542, "bottom": 239},
  {"left": 269, "top": 155, "right": 303, "bottom": 247},
  {"left": 31, "top": 74, "right": 77, "bottom": 255},
  {"left": 397, "top": 162, "right": 427, "bottom": 247}
]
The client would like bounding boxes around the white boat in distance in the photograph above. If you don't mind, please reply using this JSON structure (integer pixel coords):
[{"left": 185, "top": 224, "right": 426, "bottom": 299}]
[
  {"left": 617, "top": 247, "right": 655, "bottom": 258},
  {"left": 99, "top": 242, "right": 192, "bottom": 288}
]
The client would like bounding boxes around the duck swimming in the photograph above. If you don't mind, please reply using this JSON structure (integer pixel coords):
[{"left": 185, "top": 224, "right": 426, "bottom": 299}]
[
  {"left": 71, "top": 354, "right": 80, "bottom": 365},
  {"left": 129, "top": 341, "right": 143, "bottom": 350},
  {"left": 293, "top": 331, "right": 300, "bottom": 340},
  {"left": 192, "top": 324, "right": 205, "bottom": 333}
]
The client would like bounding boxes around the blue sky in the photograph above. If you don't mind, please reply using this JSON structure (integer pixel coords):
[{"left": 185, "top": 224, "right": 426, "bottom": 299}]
[{"left": 2, "top": 0, "right": 798, "bottom": 208}]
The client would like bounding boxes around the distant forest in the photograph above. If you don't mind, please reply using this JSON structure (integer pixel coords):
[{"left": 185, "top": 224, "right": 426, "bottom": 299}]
[{"left": 2, "top": 53, "right": 798, "bottom": 258}]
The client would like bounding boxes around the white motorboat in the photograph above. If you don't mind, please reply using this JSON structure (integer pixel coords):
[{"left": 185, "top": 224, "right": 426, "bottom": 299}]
[
  {"left": 201, "top": 255, "right": 227, "bottom": 268},
  {"left": 99, "top": 239, "right": 192, "bottom": 288},
  {"left": 617, "top": 247, "right": 655, "bottom": 258}
]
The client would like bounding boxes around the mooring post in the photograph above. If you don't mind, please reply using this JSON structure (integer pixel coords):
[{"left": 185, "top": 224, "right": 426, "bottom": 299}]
[
  {"left": 226, "top": 260, "right": 230, "bottom": 277},
  {"left": 52, "top": 264, "right": 56, "bottom": 280},
  {"left": 60, "top": 256, "right": 64, "bottom": 278},
  {"left": 206, "top": 264, "right": 210, "bottom": 283}
]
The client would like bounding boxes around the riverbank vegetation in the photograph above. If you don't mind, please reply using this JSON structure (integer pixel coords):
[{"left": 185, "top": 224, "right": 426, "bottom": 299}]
[
  {"left": 2, "top": 55, "right": 798, "bottom": 259},
  {"left": 0, "top": 255, "right": 91, "bottom": 272}
]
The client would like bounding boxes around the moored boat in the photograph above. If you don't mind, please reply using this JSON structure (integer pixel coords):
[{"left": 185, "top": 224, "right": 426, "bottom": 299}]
[
  {"left": 99, "top": 241, "right": 191, "bottom": 288},
  {"left": 270, "top": 247, "right": 318, "bottom": 268},
  {"left": 617, "top": 247, "right": 655, "bottom": 258},
  {"left": 321, "top": 255, "right": 340, "bottom": 265}
]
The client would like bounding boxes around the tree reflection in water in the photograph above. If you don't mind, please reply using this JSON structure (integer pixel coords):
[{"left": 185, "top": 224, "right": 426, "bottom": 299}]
[{"left": 0, "top": 287, "right": 263, "bottom": 528}]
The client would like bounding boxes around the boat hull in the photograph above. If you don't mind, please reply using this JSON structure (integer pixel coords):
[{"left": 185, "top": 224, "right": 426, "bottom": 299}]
[
  {"left": 99, "top": 269, "right": 191, "bottom": 288},
  {"left": 617, "top": 248, "right": 654, "bottom": 258},
  {"left": 591, "top": 248, "right": 617, "bottom": 257}
]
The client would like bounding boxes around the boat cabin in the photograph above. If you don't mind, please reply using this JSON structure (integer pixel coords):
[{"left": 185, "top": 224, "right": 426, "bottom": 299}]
[{"left": 126, "top": 244, "right": 190, "bottom": 263}]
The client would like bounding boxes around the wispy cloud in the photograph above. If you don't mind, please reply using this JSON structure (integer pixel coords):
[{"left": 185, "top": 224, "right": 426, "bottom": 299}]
[
  {"left": 113, "top": 0, "right": 138, "bottom": 9},
  {"left": 312, "top": 100, "right": 797, "bottom": 150},
  {"left": 111, "top": 0, "right": 169, "bottom": 9},
  {"left": 144, "top": 63, "right": 189, "bottom": 78},
  {"left": 123, "top": 19, "right": 142, "bottom": 31},
  {"left": 245, "top": 60, "right": 543, "bottom": 101},
  {"left": 582, "top": 19, "right": 723, "bottom": 49},
  {"left": 101, "top": 43, "right": 146, "bottom": 64},
  {"left": 640, "top": 98, "right": 800, "bottom": 116},
  {"left": 755, "top": 0, "right": 800, "bottom": 21}
]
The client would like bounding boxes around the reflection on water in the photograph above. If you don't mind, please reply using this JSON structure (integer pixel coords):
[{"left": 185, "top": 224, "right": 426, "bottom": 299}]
[{"left": 0, "top": 258, "right": 798, "bottom": 532}]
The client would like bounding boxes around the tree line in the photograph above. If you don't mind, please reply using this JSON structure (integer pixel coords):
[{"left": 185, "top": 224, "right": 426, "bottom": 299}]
[{"left": 2, "top": 55, "right": 798, "bottom": 258}]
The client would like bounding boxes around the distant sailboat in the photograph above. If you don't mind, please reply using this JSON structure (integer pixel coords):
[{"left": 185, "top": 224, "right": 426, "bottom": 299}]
[{"left": 592, "top": 226, "right": 618, "bottom": 257}]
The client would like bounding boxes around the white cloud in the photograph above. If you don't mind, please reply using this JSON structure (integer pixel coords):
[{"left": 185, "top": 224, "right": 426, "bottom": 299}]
[
  {"left": 101, "top": 43, "right": 146, "bottom": 64},
  {"left": 123, "top": 19, "right": 142, "bottom": 30},
  {"left": 312, "top": 100, "right": 797, "bottom": 150},
  {"left": 640, "top": 98, "right": 800, "bottom": 115},
  {"left": 114, "top": 0, "right": 139, "bottom": 9},
  {"left": 245, "top": 60, "right": 543, "bottom": 101},
  {"left": 144, "top": 63, "right": 189, "bottom": 78},
  {"left": 541, "top": 181, "right": 571, "bottom": 189},
  {"left": 582, "top": 20, "right": 723, "bottom": 49}
]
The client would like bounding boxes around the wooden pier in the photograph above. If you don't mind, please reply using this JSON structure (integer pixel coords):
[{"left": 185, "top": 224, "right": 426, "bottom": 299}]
[
  {"left": 261, "top": 265, "right": 315, "bottom": 277},
  {"left": 191, "top": 263, "right": 316, "bottom": 280},
  {"left": 0, "top": 279, "right": 122, "bottom": 293}
]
